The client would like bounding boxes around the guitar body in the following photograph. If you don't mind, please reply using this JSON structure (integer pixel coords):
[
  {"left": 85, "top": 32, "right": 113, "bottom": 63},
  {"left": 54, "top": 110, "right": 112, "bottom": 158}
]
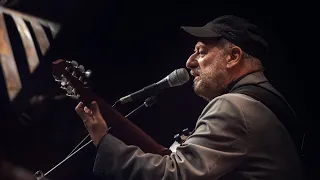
[{"left": 52, "top": 59, "right": 171, "bottom": 156}]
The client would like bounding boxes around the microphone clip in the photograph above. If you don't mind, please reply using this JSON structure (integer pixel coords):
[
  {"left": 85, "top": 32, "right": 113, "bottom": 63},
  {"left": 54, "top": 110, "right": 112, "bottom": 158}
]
[{"left": 174, "top": 128, "right": 192, "bottom": 144}]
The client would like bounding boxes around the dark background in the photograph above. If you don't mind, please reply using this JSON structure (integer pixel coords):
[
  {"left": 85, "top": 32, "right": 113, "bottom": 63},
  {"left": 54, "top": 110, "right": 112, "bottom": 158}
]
[{"left": 0, "top": 0, "right": 318, "bottom": 179}]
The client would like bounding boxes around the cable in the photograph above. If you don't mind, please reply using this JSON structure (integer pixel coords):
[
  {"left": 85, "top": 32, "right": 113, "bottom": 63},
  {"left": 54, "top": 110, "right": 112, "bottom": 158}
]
[
  {"left": 43, "top": 139, "right": 93, "bottom": 177},
  {"left": 66, "top": 134, "right": 90, "bottom": 158},
  {"left": 34, "top": 96, "right": 157, "bottom": 180},
  {"left": 112, "top": 99, "right": 120, "bottom": 107},
  {"left": 66, "top": 100, "right": 120, "bottom": 157}
]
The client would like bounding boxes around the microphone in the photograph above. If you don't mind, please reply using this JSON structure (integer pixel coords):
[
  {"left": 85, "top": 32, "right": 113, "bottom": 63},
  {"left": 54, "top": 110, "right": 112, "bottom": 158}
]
[{"left": 119, "top": 68, "right": 190, "bottom": 104}]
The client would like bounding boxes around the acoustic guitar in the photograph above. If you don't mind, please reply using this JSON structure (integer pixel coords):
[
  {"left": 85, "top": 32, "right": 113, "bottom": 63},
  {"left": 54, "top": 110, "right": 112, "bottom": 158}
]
[{"left": 51, "top": 59, "right": 171, "bottom": 156}]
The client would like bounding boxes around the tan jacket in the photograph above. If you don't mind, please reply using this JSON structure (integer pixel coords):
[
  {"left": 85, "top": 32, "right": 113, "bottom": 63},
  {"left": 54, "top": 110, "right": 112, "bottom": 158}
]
[{"left": 93, "top": 71, "right": 304, "bottom": 180}]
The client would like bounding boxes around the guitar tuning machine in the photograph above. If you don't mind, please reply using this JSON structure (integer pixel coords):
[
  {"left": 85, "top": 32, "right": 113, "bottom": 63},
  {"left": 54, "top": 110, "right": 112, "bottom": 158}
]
[
  {"left": 60, "top": 76, "right": 69, "bottom": 86},
  {"left": 60, "top": 86, "right": 67, "bottom": 90},
  {"left": 66, "top": 85, "right": 76, "bottom": 94},
  {"left": 78, "top": 65, "right": 85, "bottom": 73},
  {"left": 65, "top": 60, "right": 78, "bottom": 73},
  {"left": 61, "top": 81, "right": 69, "bottom": 87},
  {"left": 71, "top": 71, "right": 77, "bottom": 77},
  {"left": 65, "top": 66, "right": 71, "bottom": 72},
  {"left": 174, "top": 128, "right": 192, "bottom": 145},
  {"left": 85, "top": 70, "right": 92, "bottom": 78},
  {"left": 66, "top": 93, "right": 80, "bottom": 100},
  {"left": 79, "top": 77, "right": 88, "bottom": 85},
  {"left": 174, "top": 134, "right": 183, "bottom": 144},
  {"left": 66, "top": 60, "right": 78, "bottom": 67},
  {"left": 182, "top": 128, "right": 191, "bottom": 136},
  {"left": 53, "top": 74, "right": 65, "bottom": 82},
  {"left": 79, "top": 76, "right": 84, "bottom": 82}
]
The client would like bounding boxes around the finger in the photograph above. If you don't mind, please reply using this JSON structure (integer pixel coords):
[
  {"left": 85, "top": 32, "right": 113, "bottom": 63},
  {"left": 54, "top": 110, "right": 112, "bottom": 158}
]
[
  {"left": 75, "top": 102, "right": 91, "bottom": 123},
  {"left": 84, "top": 106, "right": 93, "bottom": 115},
  {"left": 75, "top": 102, "right": 85, "bottom": 111},
  {"left": 90, "top": 101, "right": 102, "bottom": 118},
  {"left": 75, "top": 102, "right": 86, "bottom": 119}
]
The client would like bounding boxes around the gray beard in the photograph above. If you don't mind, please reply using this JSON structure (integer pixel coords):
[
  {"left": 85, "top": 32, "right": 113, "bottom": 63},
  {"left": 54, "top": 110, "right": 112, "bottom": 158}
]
[{"left": 193, "top": 70, "right": 228, "bottom": 101}]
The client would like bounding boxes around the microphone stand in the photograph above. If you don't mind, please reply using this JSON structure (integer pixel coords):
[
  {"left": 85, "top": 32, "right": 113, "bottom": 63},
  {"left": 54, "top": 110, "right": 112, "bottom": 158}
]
[{"left": 34, "top": 96, "right": 158, "bottom": 180}]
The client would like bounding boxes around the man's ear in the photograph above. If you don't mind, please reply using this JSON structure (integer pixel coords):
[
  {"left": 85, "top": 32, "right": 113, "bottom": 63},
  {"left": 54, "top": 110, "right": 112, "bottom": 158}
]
[{"left": 226, "top": 46, "right": 243, "bottom": 68}]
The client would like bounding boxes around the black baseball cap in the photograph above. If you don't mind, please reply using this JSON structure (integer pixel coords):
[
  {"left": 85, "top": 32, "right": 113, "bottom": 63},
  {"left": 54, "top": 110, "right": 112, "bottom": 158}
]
[{"left": 181, "top": 15, "right": 269, "bottom": 60}]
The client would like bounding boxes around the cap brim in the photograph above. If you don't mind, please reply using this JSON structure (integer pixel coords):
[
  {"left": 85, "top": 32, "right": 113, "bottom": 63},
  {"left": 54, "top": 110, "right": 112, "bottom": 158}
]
[{"left": 181, "top": 26, "right": 222, "bottom": 38}]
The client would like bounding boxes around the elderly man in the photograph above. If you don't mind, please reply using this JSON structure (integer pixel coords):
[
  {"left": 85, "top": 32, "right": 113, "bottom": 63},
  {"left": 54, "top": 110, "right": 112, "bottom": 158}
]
[{"left": 75, "top": 15, "right": 304, "bottom": 180}]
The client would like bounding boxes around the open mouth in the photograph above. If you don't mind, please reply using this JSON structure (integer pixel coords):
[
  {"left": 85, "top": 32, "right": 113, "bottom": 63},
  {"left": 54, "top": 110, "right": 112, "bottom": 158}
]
[{"left": 190, "top": 70, "right": 200, "bottom": 77}]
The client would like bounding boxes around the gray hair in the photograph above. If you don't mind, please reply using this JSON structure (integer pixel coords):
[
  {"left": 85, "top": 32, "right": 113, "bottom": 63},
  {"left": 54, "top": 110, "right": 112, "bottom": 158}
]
[{"left": 218, "top": 38, "right": 265, "bottom": 71}]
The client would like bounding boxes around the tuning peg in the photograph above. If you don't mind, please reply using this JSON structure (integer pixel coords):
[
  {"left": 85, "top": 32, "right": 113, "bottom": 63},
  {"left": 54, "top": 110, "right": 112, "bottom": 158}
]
[
  {"left": 182, "top": 128, "right": 190, "bottom": 136},
  {"left": 61, "top": 81, "right": 67, "bottom": 86},
  {"left": 85, "top": 70, "right": 92, "bottom": 78},
  {"left": 71, "top": 71, "right": 77, "bottom": 77},
  {"left": 72, "top": 60, "right": 78, "bottom": 67},
  {"left": 66, "top": 85, "right": 75, "bottom": 94},
  {"left": 60, "top": 77, "right": 68, "bottom": 86},
  {"left": 78, "top": 65, "right": 85, "bottom": 73},
  {"left": 54, "top": 78, "right": 61, "bottom": 82},
  {"left": 67, "top": 93, "right": 80, "bottom": 100},
  {"left": 61, "top": 75, "right": 66, "bottom": 80},
  {"left": 73, "top": 94, "right": 80, "bottom": 99},
  {"left": 79, "top": 76, "right": 87, "bottom": 84},
  {"left": 174, "top": 134, "right": 182, "bottom": 144},
  {"left": 79, "top": 76, "right": 84, "bottom": 82},
  {"left": 66, "top": 60, "right": 78, "bottom": 67},
  {"left": 54, "top": 74, "right": 64, "bottom": 82},
  {"left": 65, "top": 66, "right": 71, "bottom": 72}
]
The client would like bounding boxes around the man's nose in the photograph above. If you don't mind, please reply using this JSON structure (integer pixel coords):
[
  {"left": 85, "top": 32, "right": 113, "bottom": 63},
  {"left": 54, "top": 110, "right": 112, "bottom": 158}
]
[{"left": 186, "top": 54, "right": 199, "bottom": 69}]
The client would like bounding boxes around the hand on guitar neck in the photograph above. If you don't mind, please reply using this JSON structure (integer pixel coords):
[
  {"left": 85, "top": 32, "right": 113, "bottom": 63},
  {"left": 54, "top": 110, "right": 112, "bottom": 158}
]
[{"left": 52, "top": 59, "right": 171, "bottom": 155}]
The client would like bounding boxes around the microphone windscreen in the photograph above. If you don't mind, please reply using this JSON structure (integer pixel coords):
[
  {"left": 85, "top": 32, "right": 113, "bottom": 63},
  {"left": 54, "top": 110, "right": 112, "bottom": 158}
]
[{"left": 168, "top": 68, "right": 190, "bottom": 87}]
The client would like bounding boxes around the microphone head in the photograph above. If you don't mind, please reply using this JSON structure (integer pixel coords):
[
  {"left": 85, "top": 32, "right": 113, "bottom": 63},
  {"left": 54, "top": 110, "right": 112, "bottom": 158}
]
[{"left": 167, "top": 68, "right": 190, "bottom": 87}]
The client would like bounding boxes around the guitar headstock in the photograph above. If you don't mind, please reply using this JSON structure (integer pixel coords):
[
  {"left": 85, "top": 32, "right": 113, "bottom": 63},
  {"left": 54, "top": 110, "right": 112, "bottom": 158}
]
[{"left": 52, "top": 59, "right": 93, "bottom": 102}]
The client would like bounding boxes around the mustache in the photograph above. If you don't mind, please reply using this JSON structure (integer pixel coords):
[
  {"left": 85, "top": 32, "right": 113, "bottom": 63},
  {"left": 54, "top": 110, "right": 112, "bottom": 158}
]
[{"left": 191, "top": 67, "right": 201, "bottom": 76}]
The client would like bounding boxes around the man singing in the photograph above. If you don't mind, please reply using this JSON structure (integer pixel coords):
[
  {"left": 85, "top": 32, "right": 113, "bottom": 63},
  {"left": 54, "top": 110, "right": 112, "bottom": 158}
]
[{"left": 75, "top": 15, "right": 304, "bottom": 180}]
